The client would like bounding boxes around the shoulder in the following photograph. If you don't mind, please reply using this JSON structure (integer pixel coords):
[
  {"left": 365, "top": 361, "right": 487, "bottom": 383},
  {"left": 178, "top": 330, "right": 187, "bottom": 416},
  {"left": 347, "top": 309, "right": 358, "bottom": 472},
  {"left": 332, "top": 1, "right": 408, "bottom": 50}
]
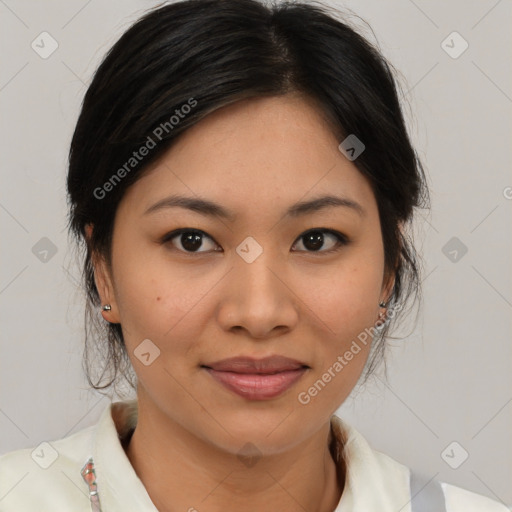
[
  {"left": 409, "top": 469, "right": 510, "bottom": 512},
  {"left": 330, "top": 415, "right": 510, "bottom": 512},
  {"left": 0, "top": 421, "right": 97, "bottom": 510},
  {"left": 442, "top": 482, "right": 511, "bottom": 512}
]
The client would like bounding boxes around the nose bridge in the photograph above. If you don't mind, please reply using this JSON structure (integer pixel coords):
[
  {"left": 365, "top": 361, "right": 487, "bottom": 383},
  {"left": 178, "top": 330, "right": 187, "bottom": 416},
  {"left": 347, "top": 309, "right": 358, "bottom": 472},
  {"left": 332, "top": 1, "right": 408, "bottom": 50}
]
[{"left": 234, "top": 234, "right": 282, "bottom": 296}]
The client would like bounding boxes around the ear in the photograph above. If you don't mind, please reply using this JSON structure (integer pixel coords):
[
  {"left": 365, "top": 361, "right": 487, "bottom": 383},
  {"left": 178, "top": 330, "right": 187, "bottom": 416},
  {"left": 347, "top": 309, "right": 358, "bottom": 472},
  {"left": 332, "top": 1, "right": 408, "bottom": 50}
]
[
  {"left": 380, "top": 270, "right": 395, "bottom": 305},
  {"left": 379, "top": 220, "right": 404, "bottom": 305},
  {"left": 85, "top": 223, "right": 121, "bottom": 324}
]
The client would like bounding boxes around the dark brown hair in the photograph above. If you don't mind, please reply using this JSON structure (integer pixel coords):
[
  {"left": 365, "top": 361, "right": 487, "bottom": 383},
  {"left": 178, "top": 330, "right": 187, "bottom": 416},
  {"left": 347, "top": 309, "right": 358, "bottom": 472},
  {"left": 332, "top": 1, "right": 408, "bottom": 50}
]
[{"left": 66, "top": 0, "right": 429, "bottom": 395}]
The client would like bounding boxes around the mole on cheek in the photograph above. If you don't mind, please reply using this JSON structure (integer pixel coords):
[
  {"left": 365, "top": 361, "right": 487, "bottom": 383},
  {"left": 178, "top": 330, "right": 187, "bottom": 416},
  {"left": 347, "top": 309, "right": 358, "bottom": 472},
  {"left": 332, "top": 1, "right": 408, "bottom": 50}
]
[{"left": 156, "top": 296, "right": 161, "bottom": 301}]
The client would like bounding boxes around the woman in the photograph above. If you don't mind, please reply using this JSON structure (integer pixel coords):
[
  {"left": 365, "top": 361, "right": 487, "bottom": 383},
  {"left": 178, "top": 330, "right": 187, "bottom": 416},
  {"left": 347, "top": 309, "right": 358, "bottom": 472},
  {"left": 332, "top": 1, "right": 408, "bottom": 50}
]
[{"left": 0, "top": 0, "right": 508, "bottom": 510}]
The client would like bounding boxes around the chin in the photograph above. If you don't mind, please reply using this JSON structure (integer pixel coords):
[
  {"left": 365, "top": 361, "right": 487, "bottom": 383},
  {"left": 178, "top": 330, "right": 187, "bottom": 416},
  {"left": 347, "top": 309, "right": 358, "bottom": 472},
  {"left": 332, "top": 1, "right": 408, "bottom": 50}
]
[{"left": 197, "top": 408, "right": 319, "bottom": 455}]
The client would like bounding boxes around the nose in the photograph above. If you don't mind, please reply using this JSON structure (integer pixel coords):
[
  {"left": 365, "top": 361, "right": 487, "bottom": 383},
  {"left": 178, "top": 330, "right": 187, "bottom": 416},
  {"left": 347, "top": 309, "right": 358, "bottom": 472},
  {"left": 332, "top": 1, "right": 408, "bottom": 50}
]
[{"left": 216, "top": 249, "right": 299, "bottom": 340}]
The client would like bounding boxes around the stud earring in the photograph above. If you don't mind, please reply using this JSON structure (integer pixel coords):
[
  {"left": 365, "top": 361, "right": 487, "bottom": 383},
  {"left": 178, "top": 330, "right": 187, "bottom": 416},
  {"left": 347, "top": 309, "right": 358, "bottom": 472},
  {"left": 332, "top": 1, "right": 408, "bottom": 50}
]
[
  {"left": 377, "top": 301, "right": 388, "bottom": 324},
  {"left": 102, "top": 304, "right": 112, "bottom": 311}
]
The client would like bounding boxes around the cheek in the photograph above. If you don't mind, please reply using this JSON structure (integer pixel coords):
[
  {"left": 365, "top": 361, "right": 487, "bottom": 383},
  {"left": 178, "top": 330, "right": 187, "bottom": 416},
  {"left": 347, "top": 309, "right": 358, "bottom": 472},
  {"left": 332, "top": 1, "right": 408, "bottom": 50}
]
[
  {"left": 112, "top": 248, "right": 217, "bottom": 355},
  {"left": 294, "top": 258, "right": 383, "bottom": 340},
  {"left": 292, "top": 263, "right": 382, "bottom": 415},
  {"left": 291, "top": 250, "right": 384, "bottom": 405}
]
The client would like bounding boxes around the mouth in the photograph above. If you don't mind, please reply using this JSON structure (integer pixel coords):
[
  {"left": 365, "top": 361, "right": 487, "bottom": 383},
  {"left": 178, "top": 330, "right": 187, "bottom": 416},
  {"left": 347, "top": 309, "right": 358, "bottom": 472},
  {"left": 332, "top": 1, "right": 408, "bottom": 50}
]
[{"left": 201, "top": 355, "right": 310, "bottom": 400}]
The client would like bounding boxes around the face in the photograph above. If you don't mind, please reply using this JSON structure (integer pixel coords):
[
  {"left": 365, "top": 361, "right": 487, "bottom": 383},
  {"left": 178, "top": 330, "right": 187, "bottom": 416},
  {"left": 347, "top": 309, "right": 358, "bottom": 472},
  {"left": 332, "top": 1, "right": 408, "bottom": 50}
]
[{"left": 92, "top": 93, "right": 394, "bottom": 456}]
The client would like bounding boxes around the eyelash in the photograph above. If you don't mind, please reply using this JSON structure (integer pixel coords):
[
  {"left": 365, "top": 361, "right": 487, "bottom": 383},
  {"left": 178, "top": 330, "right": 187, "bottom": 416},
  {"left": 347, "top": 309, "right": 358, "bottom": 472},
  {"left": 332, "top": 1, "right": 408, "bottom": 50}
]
[{"left": 160, "top": 228, "right": 349, "bottom": 255}]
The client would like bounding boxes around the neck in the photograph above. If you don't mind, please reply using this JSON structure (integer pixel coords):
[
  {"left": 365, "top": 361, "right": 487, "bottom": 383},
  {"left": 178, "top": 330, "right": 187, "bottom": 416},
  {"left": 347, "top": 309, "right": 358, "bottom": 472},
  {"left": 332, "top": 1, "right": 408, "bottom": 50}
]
[{"left": 124, "top": 396, "right": 344, "bottom": 512}]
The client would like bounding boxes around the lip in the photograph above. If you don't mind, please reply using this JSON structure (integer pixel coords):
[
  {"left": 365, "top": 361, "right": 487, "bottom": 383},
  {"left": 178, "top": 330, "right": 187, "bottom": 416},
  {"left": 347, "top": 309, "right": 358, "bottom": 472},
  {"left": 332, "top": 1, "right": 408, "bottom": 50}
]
[
  {"left": 203, "top": 355, "right": 308, "bottom": 373},
  {"left": 202, "top": 356, "right": 309, "bottom": 400}
]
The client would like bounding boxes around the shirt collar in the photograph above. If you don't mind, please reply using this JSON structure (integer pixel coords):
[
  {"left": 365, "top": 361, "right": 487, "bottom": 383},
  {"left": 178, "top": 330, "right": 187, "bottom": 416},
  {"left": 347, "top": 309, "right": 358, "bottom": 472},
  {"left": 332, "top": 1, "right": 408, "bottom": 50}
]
[
  {"left": 330, "top": 415, "right": 410, "bottom": 511},
  {"left": 92, "top": 399, "right": 157, "bottom": 511},
  {"left": 90, "top": 400, "right": 409, "bottom": 512}
]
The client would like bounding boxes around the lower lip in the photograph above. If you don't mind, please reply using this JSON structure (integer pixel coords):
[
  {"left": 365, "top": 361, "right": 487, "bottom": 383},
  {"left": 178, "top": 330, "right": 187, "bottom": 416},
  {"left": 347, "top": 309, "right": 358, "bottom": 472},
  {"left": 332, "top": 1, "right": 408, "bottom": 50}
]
[{"left": 204, "top": 367, "right": 308, "bottom": 400}]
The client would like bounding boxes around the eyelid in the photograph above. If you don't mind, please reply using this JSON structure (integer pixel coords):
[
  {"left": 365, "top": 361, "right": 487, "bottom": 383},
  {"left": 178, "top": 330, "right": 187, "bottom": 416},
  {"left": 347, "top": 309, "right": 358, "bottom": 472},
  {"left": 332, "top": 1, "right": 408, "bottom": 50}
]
[
  {"left": 161, "top": 228, "right": 220, "bottom": 252},
  {"left": 292, "top": 228, "right": 349, "bottom": 253},
  {"left": 161, "top": 227, "right": 349, "bottom": 254}
]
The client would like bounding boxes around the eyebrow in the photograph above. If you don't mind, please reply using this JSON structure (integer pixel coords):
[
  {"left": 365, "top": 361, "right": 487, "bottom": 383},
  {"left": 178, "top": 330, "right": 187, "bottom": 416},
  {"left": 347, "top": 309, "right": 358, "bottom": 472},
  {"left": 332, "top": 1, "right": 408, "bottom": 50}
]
[{"left": 143, "top": 193, "right": 365, "bottom": 221}]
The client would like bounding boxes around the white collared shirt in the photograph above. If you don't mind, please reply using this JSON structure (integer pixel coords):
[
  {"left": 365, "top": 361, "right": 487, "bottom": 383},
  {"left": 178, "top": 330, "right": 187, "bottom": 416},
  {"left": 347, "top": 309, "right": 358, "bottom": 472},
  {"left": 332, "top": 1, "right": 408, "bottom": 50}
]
[{"left": 0, "top": 400, "right": 509, "bottom": 511}]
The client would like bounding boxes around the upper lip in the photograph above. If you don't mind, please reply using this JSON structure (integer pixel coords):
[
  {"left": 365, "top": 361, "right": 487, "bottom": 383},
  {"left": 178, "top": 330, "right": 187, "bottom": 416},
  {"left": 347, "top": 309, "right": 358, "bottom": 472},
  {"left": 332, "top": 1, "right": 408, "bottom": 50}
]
[{"left": 202, "top": 355, "right": 309, "bottom": 374}]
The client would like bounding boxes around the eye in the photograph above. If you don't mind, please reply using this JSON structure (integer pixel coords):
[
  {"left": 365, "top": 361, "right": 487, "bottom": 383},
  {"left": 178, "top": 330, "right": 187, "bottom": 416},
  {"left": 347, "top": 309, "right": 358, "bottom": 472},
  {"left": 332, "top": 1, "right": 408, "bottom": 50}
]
[
  {"left": 161, "top": 227, "right": 349, "bottom": 255},
  {"left": 292, "top": 228, "right": 348, "bottom": 253},
  {"left": 162, "top": 229, "right": 220, "bottom": 254}
]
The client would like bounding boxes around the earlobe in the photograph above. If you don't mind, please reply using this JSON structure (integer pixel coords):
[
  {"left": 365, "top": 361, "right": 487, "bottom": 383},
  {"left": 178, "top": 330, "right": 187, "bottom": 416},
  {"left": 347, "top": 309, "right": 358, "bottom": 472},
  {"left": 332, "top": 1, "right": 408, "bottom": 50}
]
[
  {"left": 86, "top": 223, "right": 121, "bottom": 324},
  {"left": 380, "top": 221, "right": 403, "bottom": 305},
  {"left": 377, "top": 265, "right": 396, "bottom": 325},
  {"left": 95, "top": 258, "right": 121, "bottom": 324},
  {"left": 381, "top": 272, "right": 396, "bottom": 305},
  {"left": 376, "top": 274, "right": 394, "bottom": 326}
]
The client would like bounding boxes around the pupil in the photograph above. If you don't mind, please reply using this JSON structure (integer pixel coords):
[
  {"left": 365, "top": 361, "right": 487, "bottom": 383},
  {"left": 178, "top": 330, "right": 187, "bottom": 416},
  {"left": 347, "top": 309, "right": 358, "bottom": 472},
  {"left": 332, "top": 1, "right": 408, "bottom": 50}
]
[
  {"left": 304, "top": 231, "right": 323, "bottom": 251},
  {"left": 182, "top": 232, "right": 202, "bottom": 251},
  {"left": 179, "top": 231, "right": 327, "bottom": 252}
]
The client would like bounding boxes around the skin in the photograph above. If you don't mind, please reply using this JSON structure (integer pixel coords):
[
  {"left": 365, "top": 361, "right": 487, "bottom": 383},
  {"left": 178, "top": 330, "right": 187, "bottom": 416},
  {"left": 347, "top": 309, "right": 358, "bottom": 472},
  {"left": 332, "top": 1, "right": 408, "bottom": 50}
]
[{"left": 89, "top": 92, "right": 394, "bottom": 512}]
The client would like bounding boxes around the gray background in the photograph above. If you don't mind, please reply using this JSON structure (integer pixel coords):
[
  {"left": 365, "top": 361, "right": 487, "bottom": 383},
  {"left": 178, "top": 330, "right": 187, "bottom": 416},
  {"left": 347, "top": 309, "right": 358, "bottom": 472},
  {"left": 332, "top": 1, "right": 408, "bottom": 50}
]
[{"left": 1, "top": 0, "right": 511, "bottom": 507}]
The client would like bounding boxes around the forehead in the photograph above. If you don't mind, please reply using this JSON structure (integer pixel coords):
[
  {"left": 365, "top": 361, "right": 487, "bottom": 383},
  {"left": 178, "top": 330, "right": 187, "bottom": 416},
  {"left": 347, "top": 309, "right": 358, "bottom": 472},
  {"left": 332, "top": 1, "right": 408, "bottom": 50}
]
[{"left": 117, "top": 94, "right": 378, "bottom": 223}]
